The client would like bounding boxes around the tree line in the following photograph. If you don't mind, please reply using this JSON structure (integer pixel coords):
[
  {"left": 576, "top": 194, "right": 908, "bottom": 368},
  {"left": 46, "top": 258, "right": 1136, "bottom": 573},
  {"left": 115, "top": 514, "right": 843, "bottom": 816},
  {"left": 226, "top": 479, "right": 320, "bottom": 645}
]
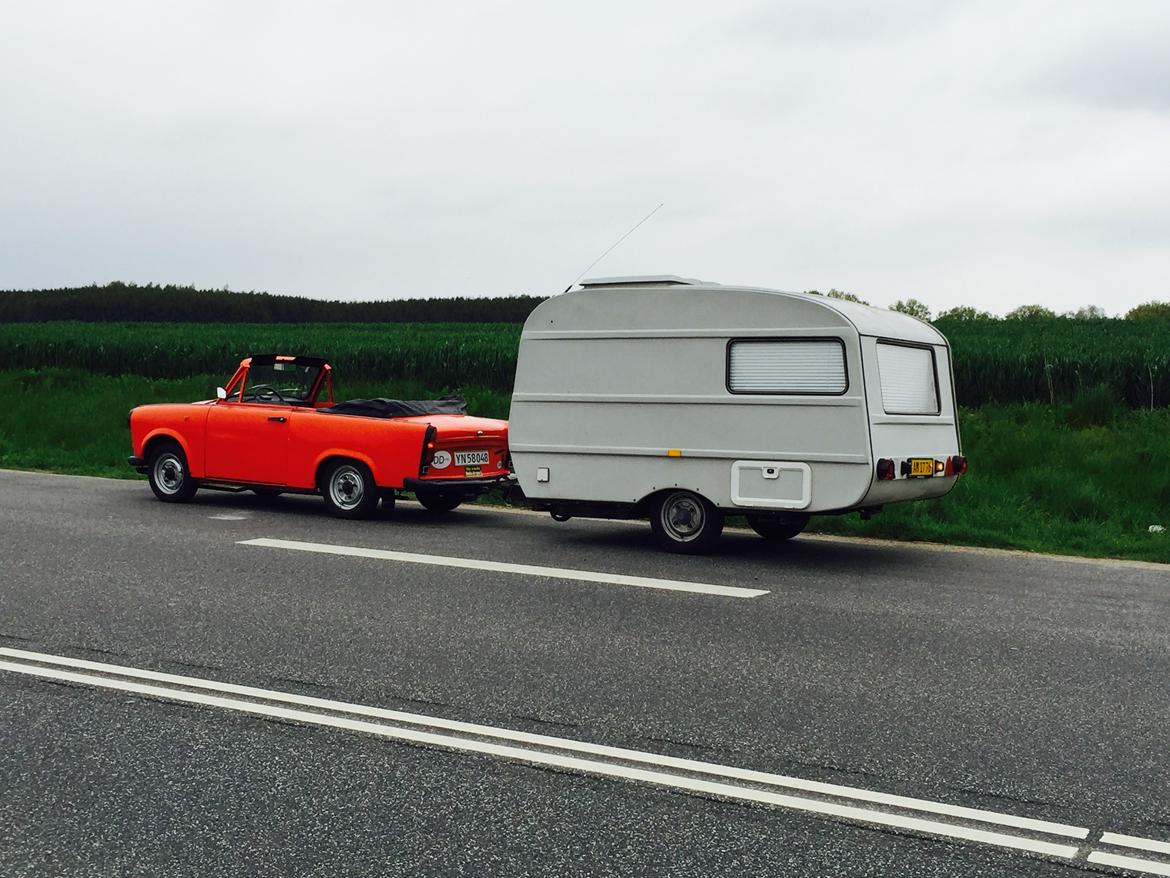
[
  {"left": 808, "top": 290, "right": 1170, "bottom": 322},
  {"left": 0, "top": 282, "right": 545, "bottom": 323},
  {"left": 2, "top": 281, "right": 1167, "bottom": 324}
]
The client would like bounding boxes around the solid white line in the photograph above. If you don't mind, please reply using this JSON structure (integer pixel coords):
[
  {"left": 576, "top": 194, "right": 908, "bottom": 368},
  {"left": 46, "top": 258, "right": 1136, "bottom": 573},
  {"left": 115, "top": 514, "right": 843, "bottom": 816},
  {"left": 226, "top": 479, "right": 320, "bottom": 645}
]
[
  {"left": 1087, "top": 851, "right": 1170, "bottom": 876},
  {"left": 0, "top": 658, "right": 1079, "bottom": 860},
  {"left": 237, "top": 537, "right": 769, "bottom": 598},
  {"left": 0, "top": 647, "right": 1087, "bottom": 840},
  {"left": 1100, "top": 832, "right": 1170, "bottom": 856}
]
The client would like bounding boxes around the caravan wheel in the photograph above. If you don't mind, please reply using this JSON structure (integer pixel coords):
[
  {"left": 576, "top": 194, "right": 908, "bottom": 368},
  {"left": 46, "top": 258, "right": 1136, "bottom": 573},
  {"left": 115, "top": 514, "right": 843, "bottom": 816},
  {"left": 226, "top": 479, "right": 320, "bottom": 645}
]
[
  {"left": 747, "top": 513, "right": 809, "bottom": 541},
  {"left": 650, "top": 490, "right": 724, "bottom": 554}
]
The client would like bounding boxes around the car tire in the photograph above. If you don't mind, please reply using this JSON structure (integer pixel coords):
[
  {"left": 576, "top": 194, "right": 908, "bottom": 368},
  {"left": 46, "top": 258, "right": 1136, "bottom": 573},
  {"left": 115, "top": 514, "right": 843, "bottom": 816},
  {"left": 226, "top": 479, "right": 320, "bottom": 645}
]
[
  {"left": 147, "top": 441, "right": 197, "bottom": 503},
  {"left": 746, "top": 512, "right": 809, "bottom": 541},
  {"left": 416, "top": 491, "right": 462, "bottom": 513},
  {"left": 649, "top": 490, "right": 723, "bottom": 554},
  {"left": 320, "top": 460, "right": 379, "bottom": 519}
]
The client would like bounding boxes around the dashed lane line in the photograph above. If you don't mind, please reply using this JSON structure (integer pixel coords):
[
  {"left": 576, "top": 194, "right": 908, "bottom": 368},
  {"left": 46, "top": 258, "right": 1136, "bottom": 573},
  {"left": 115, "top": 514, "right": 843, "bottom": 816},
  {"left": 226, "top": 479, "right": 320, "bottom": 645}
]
[
  {"left": 237, "top": 537, "right": 769, "bottom": 598},
  {"left": 1101, "top": 833, "right": 1170, "bottom": 857},
  {"left": 1087, "top": 851, "right": 1170, "bottom": 876}
]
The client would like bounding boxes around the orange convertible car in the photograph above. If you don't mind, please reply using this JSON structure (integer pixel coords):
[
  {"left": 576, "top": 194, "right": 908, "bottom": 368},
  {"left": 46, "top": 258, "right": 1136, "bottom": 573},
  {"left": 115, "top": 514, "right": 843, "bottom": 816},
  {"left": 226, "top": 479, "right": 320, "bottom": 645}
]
[{"left": 127, "top": 354, "right": 511, "bottom": 517}]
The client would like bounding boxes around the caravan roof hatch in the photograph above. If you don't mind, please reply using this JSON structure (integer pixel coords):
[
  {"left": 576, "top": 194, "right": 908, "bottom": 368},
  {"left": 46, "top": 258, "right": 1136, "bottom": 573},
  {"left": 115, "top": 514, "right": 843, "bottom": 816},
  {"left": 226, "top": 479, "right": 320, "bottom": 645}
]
[{"left": 579, "top": 275, "right": 711, "bottom": 288}]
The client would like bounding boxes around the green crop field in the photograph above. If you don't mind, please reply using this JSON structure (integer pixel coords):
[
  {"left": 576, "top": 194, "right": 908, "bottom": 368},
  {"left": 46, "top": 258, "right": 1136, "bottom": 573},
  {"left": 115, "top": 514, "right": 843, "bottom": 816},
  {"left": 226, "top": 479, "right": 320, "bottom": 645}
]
[
  {"left": 1, "top": 318, "right": 1168, "bottom": 407},
  {"left": 0, "top": 322, "right": 523, "bottom": 391},
  {"left": 939, "top": 319, "right": 1170, "bottom": 408}
]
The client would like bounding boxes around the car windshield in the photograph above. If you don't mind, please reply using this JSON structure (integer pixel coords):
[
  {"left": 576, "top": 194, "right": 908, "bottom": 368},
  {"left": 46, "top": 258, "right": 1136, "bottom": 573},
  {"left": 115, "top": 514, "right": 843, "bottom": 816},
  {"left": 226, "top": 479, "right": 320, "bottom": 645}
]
[{"left": 241, "top": 361, "right": 320, "bottom": 404}]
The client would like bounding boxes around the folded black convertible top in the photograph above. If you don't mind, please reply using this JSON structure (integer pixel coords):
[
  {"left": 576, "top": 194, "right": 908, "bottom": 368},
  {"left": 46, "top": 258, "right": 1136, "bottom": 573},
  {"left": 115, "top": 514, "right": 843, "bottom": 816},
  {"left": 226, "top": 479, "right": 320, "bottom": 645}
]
[{"left": 322, "top": 396, "right": 467, "bottom": 418}]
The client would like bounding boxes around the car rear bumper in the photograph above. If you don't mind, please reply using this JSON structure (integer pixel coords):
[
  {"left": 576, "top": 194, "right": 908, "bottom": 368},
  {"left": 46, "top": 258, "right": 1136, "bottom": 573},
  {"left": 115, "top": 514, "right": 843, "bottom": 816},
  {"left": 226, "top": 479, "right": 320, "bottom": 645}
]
[
  {"left": 404, "top": 474, "right": 515, "bottom": 497},
  {"left": 127, "top": 456, "right": 148, "bottom": 474}
]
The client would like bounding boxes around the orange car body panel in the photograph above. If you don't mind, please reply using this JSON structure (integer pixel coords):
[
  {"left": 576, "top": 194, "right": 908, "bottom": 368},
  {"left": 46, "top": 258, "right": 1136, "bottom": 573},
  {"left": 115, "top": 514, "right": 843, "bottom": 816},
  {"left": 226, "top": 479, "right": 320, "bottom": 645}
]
[{"left": 129, "top": 358, "right": 509, "bottom": 490}]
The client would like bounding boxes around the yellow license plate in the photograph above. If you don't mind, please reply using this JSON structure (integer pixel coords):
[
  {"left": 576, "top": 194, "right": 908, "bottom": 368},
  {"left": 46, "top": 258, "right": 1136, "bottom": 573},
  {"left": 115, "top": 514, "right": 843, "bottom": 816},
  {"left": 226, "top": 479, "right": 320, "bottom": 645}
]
[
  {"left": 909, "top": 458, "right": 935, "bottom": 477},
  {"left": 463, "top": 465, "right": 482, "bottom": 477}
]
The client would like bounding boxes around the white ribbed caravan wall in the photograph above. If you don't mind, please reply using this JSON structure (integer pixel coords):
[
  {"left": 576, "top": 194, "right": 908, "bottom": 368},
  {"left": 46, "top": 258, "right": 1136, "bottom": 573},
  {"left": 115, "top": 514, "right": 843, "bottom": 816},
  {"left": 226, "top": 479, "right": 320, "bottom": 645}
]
[{"left": 509, "top": 279, "right": 961, "bottom": 514}]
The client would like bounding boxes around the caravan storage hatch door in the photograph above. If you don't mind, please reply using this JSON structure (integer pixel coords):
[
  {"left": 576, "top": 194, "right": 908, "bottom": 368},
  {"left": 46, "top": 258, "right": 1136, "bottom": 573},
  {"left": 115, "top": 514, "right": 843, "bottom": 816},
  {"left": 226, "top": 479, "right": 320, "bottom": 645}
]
[{"left": 730, "top": 461, "right": 811, "bottom": 509}]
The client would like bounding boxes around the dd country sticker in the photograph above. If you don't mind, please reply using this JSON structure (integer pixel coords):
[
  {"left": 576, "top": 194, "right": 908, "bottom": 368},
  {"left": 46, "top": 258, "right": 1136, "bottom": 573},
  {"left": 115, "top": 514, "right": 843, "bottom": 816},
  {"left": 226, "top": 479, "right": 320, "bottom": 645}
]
[{"left": 430, "top": 450, "right": 452, "bottom": 469}]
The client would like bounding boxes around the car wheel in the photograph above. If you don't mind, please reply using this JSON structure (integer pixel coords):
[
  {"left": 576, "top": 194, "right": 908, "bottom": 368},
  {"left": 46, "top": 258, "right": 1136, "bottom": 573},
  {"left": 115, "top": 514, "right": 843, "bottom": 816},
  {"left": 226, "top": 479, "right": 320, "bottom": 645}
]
[
  {"left": 746, "top": 512, "right": 809, "bottom": 541},
  {"left": 147, "top": 442, "right": 197, "bottom": 503},
  {"left": 649, "top": 490, "right": 723, "bottom": 554},
  {"left": 416, "top": 490, "right": 462, "bottom": 513},
  {"left": 320, "top": 460, "right": 379, "bottom": 519}
]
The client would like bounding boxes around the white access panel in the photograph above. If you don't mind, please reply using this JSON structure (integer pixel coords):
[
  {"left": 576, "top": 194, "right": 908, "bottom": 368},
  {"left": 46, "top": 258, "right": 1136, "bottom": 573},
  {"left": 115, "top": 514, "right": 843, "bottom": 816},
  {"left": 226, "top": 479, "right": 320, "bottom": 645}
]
[{"left": 730, "top": 461, "right": 812, "bottom": 509}]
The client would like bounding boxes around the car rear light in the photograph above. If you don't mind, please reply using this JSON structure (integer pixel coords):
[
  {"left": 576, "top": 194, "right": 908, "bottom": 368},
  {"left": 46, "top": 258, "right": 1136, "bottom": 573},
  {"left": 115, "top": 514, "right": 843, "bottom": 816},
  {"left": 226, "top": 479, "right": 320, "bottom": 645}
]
[
  {"left": 949, "top": 455, "right": 968, "bottom": 476},
  {"left": 876, "top": 458, "right": 895, "bottom": 481},
  {"left": 418, "top": 424, "right": 438, "bottom": 475}
]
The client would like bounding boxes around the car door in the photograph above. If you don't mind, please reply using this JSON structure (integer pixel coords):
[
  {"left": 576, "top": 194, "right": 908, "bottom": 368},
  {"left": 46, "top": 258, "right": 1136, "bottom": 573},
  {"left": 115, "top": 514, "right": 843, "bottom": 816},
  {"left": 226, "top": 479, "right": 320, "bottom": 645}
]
[{"left": 204, "top": 401, "right": 291, "bottom": 484}]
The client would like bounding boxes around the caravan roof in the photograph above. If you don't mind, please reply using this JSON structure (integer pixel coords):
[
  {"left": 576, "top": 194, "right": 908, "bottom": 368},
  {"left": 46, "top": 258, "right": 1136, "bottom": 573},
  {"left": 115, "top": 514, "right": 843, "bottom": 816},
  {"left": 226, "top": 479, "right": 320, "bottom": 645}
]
[{"left": 568, "top": 276, "right": 945, "bottom": 345}]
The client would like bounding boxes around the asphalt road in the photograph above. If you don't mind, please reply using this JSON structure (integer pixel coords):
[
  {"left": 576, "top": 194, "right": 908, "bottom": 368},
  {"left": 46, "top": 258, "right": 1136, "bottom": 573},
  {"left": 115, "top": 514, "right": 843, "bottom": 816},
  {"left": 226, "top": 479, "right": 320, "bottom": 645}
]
[{"left": 0, "top": 469, "right": 1167, "bottom": 877}]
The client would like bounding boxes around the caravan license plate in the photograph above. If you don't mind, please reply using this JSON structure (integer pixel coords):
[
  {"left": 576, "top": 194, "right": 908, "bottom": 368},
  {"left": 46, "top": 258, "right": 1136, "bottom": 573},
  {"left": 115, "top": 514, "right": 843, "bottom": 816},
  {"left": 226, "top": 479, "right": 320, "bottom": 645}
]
[
  {"left": 455, "top": 450, "right": 490, "bottom": 467},
  {"left": 909, "top": 458, "right": 935, "bottom": 477}
]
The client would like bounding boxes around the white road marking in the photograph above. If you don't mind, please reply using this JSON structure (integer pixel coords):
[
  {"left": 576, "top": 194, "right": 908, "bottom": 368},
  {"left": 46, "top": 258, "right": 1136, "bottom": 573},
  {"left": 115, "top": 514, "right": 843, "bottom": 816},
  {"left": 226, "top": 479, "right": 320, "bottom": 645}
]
[
  {"left": 0, "top": 646, "right": 1086, "bottom": 840},
  {"left": 237, "top": 537, "right": 769, "bottom": 598},
  {"left": 1100, "top": 833, "right": 1170, "bottom": 856},
  {"left": 0, "top": 658, "right": 1078, "bottom": 861},
  {"left": 4, "top": 468, "right": 1166, "bottom": 571},
  {"left": 1088, "top": 851, "right": 1170, "bottom": 876},
  {"left": 208, "top": 513, "right": 249, "bottom": 521}
]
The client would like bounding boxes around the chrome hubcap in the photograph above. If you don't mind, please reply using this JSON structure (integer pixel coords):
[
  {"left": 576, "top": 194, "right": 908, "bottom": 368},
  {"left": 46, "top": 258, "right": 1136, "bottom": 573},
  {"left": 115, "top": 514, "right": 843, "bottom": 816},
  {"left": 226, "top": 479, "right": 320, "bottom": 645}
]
[
  {"left": 662, "top": 493, "right": 704, "bottom": 541},
  {"left": 329, "top": 467, "right": 364, "bottom": 509},
  {"left": 154, "top": 454, "right": 184, "bottom": 494}
]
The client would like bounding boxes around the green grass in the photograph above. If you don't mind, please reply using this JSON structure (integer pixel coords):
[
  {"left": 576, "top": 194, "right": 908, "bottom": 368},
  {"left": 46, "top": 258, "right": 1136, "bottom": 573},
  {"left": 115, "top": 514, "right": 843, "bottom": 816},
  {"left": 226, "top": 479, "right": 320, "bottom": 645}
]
[
  {"left": 2, "top": 369, "right": 1167, "bottom": 563},
  {"left": 808, "top": 402, "right": 1170, "bottom": 562}
]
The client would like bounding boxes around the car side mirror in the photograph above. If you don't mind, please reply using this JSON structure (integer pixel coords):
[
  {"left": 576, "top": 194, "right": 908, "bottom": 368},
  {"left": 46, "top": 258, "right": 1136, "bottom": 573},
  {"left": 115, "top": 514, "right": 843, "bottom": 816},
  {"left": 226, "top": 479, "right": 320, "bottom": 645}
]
[{"left": 216, "top": 386, "right": 228, "bottom": 400}]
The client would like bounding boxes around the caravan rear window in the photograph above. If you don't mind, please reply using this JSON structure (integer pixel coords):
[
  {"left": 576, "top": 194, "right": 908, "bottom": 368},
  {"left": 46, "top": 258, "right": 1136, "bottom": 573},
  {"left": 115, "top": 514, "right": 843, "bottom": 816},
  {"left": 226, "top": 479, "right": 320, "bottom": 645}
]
[
  {"left": 877, "top": 342, "right": 939, "bottom": 415},
  {"left": 727, "top": 339, "right": 847, "bottom": 395}
]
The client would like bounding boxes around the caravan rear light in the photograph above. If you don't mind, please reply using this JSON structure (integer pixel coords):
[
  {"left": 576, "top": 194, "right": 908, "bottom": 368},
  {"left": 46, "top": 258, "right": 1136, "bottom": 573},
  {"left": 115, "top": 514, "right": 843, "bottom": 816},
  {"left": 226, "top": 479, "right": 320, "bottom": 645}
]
[
  {"left": 950, "top": 455, "right": 968, "bottom": 476},
  {"left": 876, "top": 458, "right": 895, "bottom": 481}
]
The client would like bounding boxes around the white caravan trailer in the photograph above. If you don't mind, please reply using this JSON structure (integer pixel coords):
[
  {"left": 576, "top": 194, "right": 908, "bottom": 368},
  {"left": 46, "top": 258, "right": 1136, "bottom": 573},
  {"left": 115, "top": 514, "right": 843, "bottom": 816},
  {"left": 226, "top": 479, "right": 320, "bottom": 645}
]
[{"left": 508, "top": 276, "right": 966, "bottom": 553}]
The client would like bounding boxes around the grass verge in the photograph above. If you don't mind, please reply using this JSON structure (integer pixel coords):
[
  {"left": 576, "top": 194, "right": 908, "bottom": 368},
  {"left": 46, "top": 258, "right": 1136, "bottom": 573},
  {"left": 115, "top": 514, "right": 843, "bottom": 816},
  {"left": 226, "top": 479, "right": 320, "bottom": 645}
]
[{"left": 1, "top": 369, "right": 1166, "bottom": 562}]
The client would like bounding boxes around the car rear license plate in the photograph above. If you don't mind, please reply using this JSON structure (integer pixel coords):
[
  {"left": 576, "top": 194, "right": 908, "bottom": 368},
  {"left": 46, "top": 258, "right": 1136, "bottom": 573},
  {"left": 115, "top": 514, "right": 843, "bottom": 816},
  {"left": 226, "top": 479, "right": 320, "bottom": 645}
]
[
  {"left": 909, "top": 458, "right": 935, "bottom": 477},
  {"left": 455, "top": 450, "right": 490, "bottom": 467}
]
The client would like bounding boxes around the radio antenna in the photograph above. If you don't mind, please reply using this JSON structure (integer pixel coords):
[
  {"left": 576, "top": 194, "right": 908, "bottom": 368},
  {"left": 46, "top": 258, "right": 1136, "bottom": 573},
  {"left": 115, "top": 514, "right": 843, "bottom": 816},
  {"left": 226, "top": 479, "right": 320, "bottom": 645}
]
[{"left": 563, "top": 202, "right": 664, "bottom": 293}]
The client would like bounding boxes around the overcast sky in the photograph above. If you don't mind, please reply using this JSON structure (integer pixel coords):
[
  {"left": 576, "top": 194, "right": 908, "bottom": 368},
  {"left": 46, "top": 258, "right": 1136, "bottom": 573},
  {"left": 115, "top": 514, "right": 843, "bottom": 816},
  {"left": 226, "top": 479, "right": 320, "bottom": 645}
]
[{"left": 1, "top": 1, "right": 1168, "bottom": 314}]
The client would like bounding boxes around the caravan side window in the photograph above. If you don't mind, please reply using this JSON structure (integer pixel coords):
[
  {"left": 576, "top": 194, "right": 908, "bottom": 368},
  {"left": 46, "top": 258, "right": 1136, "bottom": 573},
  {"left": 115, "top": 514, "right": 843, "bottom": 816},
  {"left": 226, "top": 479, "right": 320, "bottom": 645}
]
[
  {"left": 727, "top": 339, "right": 848, "bottom": 395},
  {"left": 876, "top": 342, "right": 939, "bottom": 415}
]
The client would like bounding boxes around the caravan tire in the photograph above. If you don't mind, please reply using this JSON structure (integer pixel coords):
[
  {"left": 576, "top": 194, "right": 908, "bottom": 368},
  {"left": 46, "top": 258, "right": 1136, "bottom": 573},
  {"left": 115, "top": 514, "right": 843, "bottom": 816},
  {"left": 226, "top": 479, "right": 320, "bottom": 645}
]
[
  {"left": 747, "top": 513, "right": 809, "bottom": 541},
  {"left": 650, "top": 490, "right": 724, "bottom": 555}
]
